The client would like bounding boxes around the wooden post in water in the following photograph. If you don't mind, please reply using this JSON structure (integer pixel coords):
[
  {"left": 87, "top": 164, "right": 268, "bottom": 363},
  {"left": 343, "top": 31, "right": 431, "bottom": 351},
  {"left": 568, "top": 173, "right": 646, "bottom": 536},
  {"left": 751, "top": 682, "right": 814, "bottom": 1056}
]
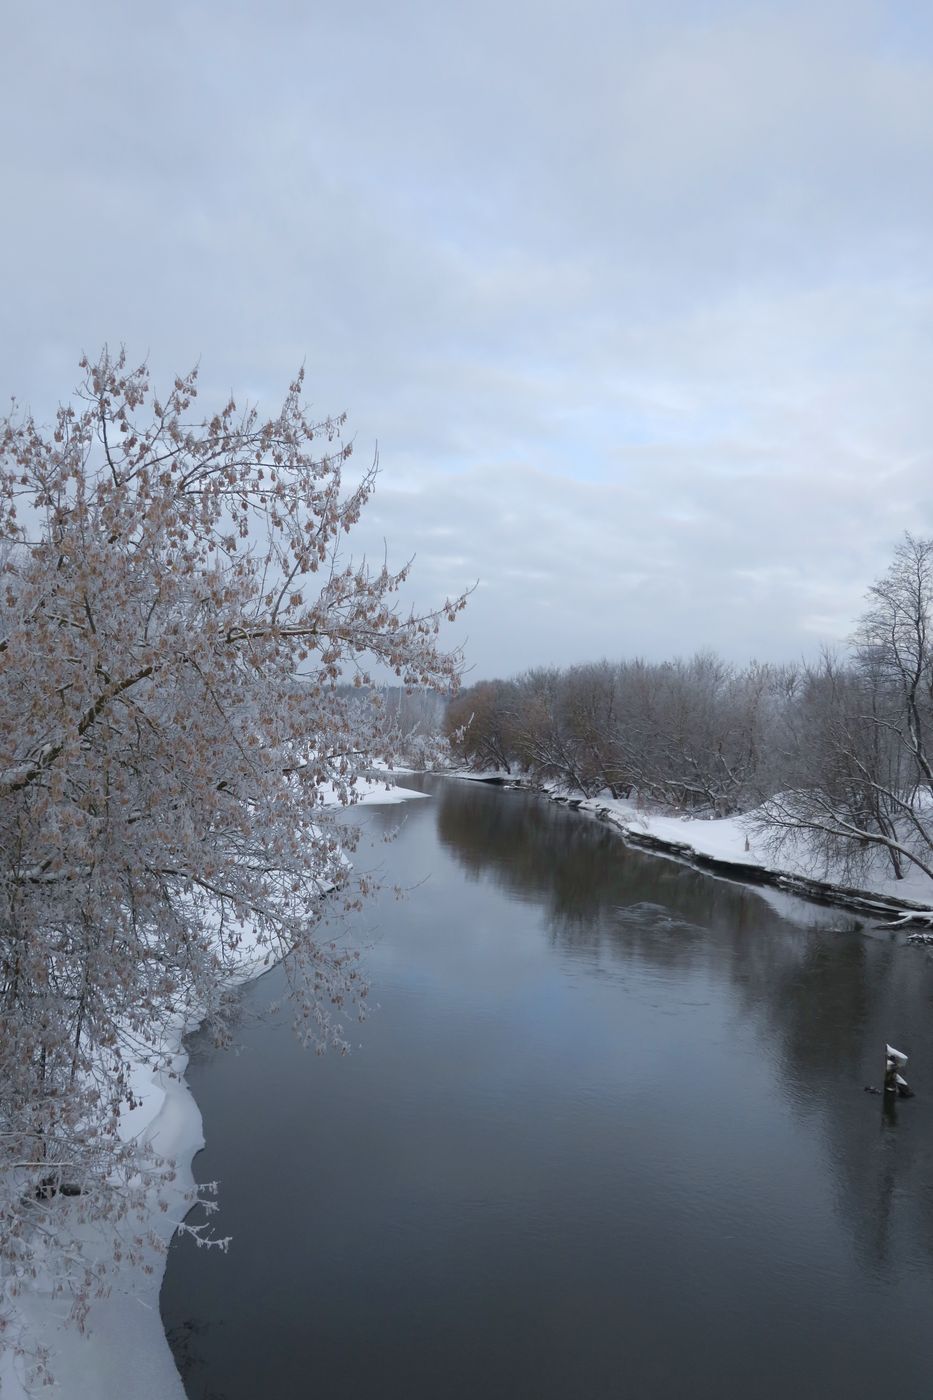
[{"left": 884, "top": 1044, "right": 910, "bottom": 1097}]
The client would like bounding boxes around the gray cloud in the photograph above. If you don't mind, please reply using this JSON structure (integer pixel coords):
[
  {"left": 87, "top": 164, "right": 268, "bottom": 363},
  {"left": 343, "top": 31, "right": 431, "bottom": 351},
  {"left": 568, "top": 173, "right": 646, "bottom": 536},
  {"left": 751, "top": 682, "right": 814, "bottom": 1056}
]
[{"left": 3, "top": 0, "right": 933, "bottom": 676}]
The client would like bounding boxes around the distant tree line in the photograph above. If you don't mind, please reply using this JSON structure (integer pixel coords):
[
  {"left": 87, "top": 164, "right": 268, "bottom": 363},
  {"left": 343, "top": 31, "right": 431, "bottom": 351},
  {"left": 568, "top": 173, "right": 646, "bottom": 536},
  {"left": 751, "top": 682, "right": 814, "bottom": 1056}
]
[
  {"left": 444, "top": 536, "right": 933, "bottom": 888},
  {"left": 444, "top": 653, "right": 790, "bottom": 814}
]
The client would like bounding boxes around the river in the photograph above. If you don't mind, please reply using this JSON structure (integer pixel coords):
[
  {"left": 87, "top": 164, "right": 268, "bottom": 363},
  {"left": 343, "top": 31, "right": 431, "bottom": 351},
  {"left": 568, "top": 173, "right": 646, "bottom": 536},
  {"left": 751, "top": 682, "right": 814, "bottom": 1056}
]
[{"left": 160, "top": 775, "right": 933, "bottom": 1399}]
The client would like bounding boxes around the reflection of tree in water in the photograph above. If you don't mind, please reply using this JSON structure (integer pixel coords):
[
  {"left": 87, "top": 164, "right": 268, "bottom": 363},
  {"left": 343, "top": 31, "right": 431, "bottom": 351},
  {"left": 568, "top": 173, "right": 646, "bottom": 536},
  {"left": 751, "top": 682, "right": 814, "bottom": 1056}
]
[
  {"left": 164, "top": 1312, "right": 228, "bottom": 1400},
  {"left": 788, "top": 938, "right": 933, "bottom": 1274},
  {"left": 713, "top": 917, "right": 933, "bottom": 1276},
  {"left": 434, "top": 780, "right": 933, "bottom": 1278},
  {"left": 434, "top": 780, "right": 763, "bottom": 946}
]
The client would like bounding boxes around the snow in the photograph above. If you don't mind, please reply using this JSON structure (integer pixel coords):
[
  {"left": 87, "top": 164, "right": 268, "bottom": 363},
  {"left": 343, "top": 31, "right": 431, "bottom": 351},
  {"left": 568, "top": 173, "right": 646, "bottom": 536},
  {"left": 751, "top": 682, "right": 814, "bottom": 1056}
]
[
  {"left": 318, "top": 778, "right": 429, "bottom": 806},
  {"left": 445, "top": 767, "right": 933, "bottom": 908},
  {"left": 442, "top": 767, "right": 933, "bottom": 912},
  {"left": 10, "top": 769, "right": 931, "bottom": 1395},
  {"left": 443, "top": 767, "right": 518, "bottom": 783},
  {"left": 1, "top": 778, "right": 428, "bottom": 1400},
  {"left": 568, "top": 792, "right": 933, "bottom": 910}
]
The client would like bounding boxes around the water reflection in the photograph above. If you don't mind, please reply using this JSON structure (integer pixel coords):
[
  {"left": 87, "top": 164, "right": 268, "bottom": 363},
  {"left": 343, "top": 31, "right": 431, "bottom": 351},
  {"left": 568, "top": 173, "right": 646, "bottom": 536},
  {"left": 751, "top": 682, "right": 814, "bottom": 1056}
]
[
  {"left": 434, "top": 781, "right": 933, "bottom": 1279},
  {"left": 162, "top": 777, "right": 933, "bottom": 1399}
]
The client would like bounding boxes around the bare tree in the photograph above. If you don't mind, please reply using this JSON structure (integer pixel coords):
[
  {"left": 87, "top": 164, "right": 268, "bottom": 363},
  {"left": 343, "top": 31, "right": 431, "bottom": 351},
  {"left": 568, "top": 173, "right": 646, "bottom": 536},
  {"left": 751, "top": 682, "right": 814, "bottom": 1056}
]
[
  {"left": 557, "top": 662, "right": 631, "bottom": 798},
  {"left": 760, "top": 537, "right": 933, "bottom": 882},
  {"left": 444, "top": 653, "right": 780, "bottom": 811},
  {"left": 444, "top": 680, "right": 517, "bottom": 773},
  {"left": 609, "top": 654, "right": 773, "bottom": 815},
  {"left": 507, "top": 667, "right": 600, "bottom": 793}
]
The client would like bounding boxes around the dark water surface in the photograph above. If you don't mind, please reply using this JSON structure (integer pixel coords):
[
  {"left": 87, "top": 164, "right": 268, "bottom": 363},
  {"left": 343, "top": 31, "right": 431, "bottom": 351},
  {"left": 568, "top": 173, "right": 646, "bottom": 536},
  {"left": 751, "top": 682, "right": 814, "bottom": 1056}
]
[{"left": 161, "top": 777, "right": 933, "bottom": 1399}]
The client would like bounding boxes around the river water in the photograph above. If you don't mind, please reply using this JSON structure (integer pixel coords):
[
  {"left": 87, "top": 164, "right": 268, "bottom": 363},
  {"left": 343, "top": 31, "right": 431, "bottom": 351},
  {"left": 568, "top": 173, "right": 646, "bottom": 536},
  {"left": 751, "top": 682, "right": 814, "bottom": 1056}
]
[{"left": 161, "top": 776, "right": 933, "bottom": 1399}]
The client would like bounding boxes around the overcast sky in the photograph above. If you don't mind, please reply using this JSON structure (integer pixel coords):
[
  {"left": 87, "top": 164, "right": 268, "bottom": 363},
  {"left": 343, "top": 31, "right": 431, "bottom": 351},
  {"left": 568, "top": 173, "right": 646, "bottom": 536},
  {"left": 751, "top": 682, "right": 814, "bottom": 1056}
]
[{"left": 4, "top": 0, "right": 933, "bottom": 679}]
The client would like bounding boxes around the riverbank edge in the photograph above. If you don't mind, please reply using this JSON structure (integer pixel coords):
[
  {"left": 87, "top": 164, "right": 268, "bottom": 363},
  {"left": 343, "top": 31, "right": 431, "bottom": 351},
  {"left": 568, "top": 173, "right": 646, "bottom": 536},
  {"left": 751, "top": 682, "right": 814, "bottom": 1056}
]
[{"left": 445, "top": 771, "right": 933, "bottom": 924}]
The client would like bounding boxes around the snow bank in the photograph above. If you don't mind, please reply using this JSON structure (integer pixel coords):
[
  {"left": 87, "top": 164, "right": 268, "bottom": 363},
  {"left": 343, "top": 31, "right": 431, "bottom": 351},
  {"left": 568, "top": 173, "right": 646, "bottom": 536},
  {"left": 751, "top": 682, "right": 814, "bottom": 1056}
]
[
  {"left": 441, "top": 767, "right": 518, "bottom": 783},
  {"left": 568, "top": 792, "right": 933, "bottom": 915},
  {"left": 433, "top": 768, "right": 933, "bottom": 913},
  {"left": 322, "top": 779, "right": 429, "bottom": 805},
  {"left": 1, "top": 778, "right": 427, "bottom": 1400}
]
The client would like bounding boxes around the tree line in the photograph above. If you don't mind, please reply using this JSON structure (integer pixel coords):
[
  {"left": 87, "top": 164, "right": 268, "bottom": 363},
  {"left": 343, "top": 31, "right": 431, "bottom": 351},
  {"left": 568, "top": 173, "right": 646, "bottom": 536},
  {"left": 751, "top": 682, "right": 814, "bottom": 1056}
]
[{"left": 445, "top": 535, "right": 933, "bottom": 889}]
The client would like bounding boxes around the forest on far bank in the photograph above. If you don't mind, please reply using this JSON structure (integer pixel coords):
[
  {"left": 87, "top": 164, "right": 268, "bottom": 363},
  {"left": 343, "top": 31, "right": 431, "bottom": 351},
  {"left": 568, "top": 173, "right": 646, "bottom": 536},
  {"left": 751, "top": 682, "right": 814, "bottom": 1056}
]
[{"left": 441, "top": 535, "right": 933, "bottom": 888}]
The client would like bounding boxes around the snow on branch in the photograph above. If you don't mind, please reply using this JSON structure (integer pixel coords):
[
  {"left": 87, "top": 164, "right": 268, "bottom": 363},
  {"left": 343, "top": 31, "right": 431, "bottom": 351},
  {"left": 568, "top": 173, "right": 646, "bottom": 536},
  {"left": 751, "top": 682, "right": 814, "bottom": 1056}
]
[{"left": 0, "top": 348, "right": 467, "bottom": 1372}]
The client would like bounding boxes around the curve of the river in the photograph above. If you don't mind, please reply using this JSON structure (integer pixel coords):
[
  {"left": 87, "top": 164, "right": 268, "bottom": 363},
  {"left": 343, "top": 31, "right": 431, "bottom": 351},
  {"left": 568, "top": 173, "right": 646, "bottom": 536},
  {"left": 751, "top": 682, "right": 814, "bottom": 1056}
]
[{"left": 161, "top": 775, "right": 933, "bottom": 1400}]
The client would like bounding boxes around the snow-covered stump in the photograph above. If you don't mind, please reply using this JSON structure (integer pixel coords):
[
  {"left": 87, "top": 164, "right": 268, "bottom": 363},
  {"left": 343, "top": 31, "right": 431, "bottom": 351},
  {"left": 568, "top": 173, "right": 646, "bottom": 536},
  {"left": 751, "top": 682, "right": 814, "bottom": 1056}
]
[{"left": 884, "top": 1044, "right": 911, "bottom": 1098}]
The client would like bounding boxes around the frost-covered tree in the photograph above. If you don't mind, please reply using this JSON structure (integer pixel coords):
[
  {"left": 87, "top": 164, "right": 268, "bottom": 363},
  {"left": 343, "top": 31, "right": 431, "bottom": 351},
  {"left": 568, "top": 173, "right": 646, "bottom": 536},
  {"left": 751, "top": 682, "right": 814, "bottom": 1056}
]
[
  {"left": 615, "top": 654, "right": 775, "bottom": 815},
  {"left": 759, "top": 536, "right": 933, "bottom": 882},
  {"left": 445, "top": 654, "right": 779, "bottom": 810},
  {"left": 444, "top": 679, "right": 518, "bottom": 774},
  {"left": 0, "top": 351, "right": 466, "bottom": 1348}
]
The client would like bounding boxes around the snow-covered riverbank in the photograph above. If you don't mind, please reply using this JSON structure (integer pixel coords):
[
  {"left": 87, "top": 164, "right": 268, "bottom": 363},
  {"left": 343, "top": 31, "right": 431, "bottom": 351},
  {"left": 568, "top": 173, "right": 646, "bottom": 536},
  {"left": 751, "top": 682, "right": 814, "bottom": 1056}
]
[
  {"left": 572, "top": 793, "right": 933, "bottom": 919},
  {"left": 446, "top": 770, "right": 933, "bottom": 920},
  {"left": 1, "top": 780, "right": 428, "bottom": 1400}
]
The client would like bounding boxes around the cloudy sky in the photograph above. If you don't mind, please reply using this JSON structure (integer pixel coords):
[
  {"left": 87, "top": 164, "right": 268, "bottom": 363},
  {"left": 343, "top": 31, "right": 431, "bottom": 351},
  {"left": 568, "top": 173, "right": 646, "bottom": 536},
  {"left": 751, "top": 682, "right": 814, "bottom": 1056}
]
[{"left": 4, "top": 0, "right": 933, "bottom": 678}]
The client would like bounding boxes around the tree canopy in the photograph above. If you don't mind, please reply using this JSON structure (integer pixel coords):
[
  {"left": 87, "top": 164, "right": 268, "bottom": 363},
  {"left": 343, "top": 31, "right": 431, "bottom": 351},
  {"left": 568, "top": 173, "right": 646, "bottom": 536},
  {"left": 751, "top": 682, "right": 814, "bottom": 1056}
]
[{"left": 0, "top": 350, "right": 465, "bottom": 1344}]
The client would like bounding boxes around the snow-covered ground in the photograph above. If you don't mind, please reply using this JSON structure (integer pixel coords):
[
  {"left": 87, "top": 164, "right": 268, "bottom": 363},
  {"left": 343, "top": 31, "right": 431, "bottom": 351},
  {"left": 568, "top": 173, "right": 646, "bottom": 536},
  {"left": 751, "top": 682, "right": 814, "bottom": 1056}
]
[
  {"left": 443, "top": 768, "right": 933, "bottom": 913},
  {"left": 1, "top": 778, "right": 428, "bottom": 1400},
  {"left": 565, "top": 791, "right": 933, "bottom": 912},
  {"left": 442, "top": 767, "right": 517, "bottom": 784}
]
